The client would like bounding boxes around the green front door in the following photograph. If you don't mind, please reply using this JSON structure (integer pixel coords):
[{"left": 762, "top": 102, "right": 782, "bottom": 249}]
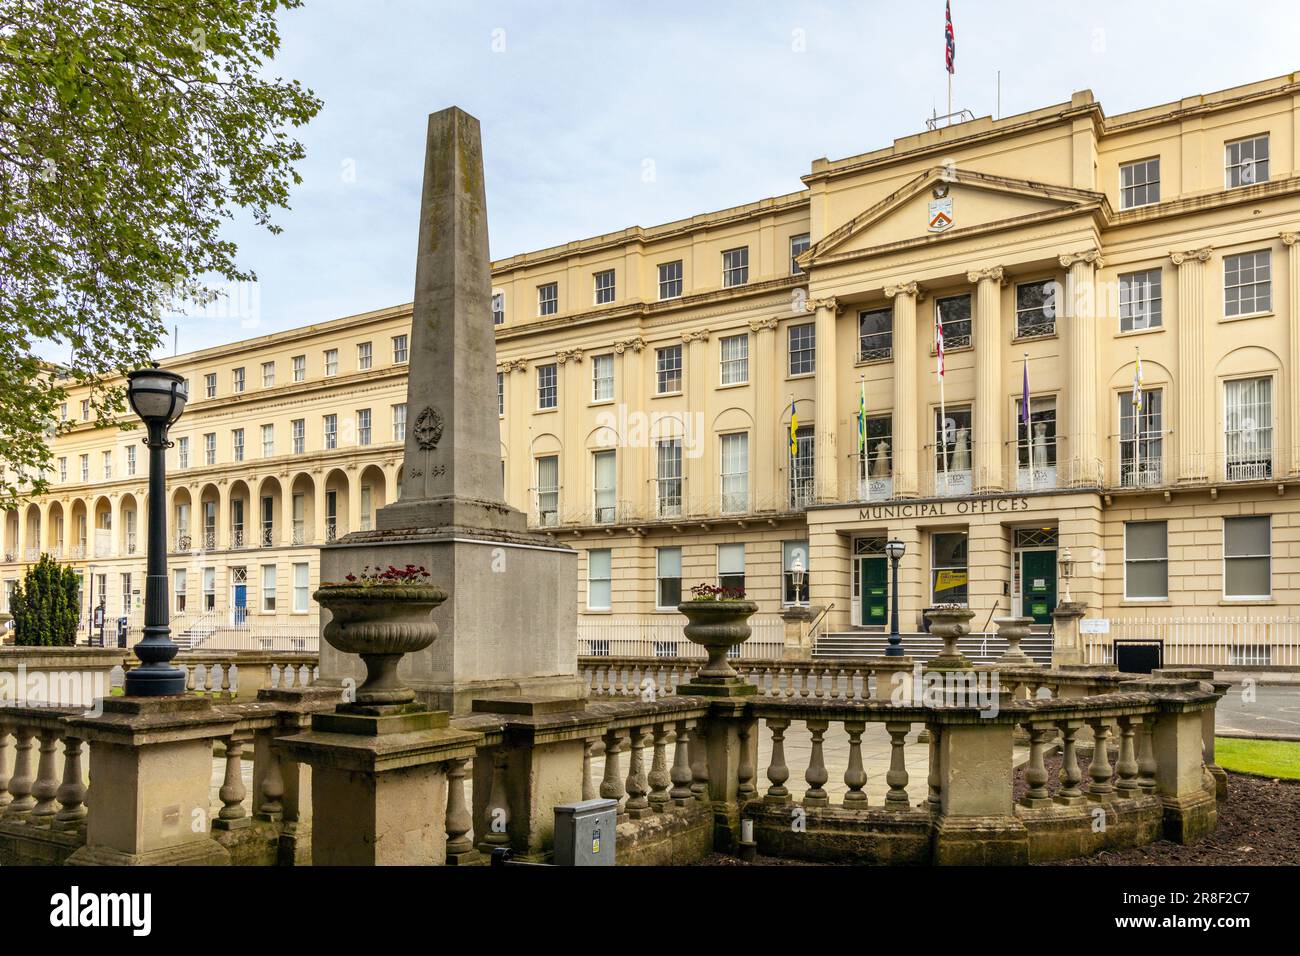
[
  {"left": 1021, "top": 550, "right": 1056, "bottom": 624},
  {"left": 861, "top": 557, "right": 888, "bottom": 626}
]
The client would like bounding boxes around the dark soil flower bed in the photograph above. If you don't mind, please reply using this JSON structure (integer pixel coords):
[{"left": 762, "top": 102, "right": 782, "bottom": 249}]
[{"left": 696, "top": 752, "right": 1299, "bottom": 865}]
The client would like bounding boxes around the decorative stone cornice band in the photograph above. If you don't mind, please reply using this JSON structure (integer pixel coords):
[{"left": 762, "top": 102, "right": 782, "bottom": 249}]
[
  {"left": 1058, "top": 249, "right": 1104, "bottom": 269},
  {"left": 965, "top": 266, "right": 1007, "bottom": 285},
  {"left": 1169, "top": 246, "right": 1213, "bottom": 266}
]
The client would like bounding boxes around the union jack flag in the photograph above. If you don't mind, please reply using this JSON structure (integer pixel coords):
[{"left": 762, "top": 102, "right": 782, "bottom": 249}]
[{"left": 945, "top": 1, "right": 956, "bottom": 75}]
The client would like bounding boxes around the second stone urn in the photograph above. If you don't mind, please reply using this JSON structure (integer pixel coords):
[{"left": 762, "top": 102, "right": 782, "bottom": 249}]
[
  {"left": 924, "top": 605, "right": 977, "bottom": 671},
  {"left": 677, "top": 599, "right": 758, "bottom": 684},
  {"left": 314, "top": 584, "right": 447, "bottom": 707}
]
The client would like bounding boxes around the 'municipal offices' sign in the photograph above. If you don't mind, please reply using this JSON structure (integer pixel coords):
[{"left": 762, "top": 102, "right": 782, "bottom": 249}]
[{"left": 856, "top": 496, "right": 1032, "bottom": 521}]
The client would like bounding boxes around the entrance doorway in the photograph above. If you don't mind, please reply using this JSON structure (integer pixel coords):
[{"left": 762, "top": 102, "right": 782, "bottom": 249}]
[
  {"left": 851, "top": 537, "right": 888, "bottom": 628},
  {"left": 1013, "top": 528, "right": 1057, "bottom": 625},
  {"left": 231, "top": 566, "right": 248, "bottom": 626}
]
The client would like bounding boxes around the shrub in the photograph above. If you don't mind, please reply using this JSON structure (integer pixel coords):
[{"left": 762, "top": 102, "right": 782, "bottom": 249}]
[{"left": 10, "top": 554, "right": 80, "bottom": 646}]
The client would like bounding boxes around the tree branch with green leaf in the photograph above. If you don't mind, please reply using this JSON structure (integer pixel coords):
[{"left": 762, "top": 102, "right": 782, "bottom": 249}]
[{"left": 0, "top": 0, "right": 320, "bottom": 505}]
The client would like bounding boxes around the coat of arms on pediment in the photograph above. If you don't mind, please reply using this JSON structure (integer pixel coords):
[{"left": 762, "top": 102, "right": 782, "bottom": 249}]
[{"left": 414, "top": 406, "right": 444, "bottom": 450}]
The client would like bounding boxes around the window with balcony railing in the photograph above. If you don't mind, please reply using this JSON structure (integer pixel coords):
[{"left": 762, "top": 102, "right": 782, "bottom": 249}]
[
  {"left": 656, "top": 439, "right": 683, "bottom": 518},
  {"left": 1016, "top": 396, "right": 1057, "bottom": 489},
  {"left": 720, "top": 432, "right": 748, "bottom": 514},
  {"left": 1014, "top": 280, "right": 1056, "bottom": 338},
  {"left": 788, "top": 426, "right": 815, "bottom": 509},
  {"left": 934, "top": 407, "right": 972, "bottom": 496},
  {"left": 858, "top": 415, "right": 892, "bottom": 501},
  {"left": 1119, "top": 389, "right": 1163, "bottom": 488},
  {"left": 1225, "top": 377, "right": 1273, "bottom": 481},
  {"left": 857, "top": 307, "right": 892, "bottom": 362},
  {"left": 593, "top": 450, "right": 616, "bottom": 524},
  {"left": 935, "top": 294, "right": 972, "bottom": 350},
  {"left": 535, "top": 455, "right": 559, "bottom": 526}
]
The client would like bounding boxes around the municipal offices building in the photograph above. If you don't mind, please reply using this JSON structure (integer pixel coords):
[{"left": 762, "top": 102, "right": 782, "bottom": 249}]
[{"left": 5, "top": 73, "right": 1300, "bottom": 658}]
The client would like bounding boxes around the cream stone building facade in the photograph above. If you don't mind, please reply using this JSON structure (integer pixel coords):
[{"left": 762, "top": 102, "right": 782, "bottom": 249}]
[{"left": 5, "top": 73, "right": 1300, "bottom": 656}]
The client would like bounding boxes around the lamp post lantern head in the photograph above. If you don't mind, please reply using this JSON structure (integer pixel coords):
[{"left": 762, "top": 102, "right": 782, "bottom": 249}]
[
  {"left": 1058, "top": 546, "right": 1075, "bottom": 604},
  {"left": 885, "top": 539, "right": 906, "bottom": 562},
  {"left": 126, "top": 364, "right": 188, "bottom": 432}
]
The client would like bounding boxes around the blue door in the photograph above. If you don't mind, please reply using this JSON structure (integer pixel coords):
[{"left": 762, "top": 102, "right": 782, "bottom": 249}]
[{"left": 233, "top": 584, "right": 248, "bottom": 625}]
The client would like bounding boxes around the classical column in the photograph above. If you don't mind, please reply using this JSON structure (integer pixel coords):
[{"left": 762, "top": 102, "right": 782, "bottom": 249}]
[
  {"left": 1170, "top": 247, "right": 1212, "bottom": 483},
  {"left": 1059, "top": 250, "right": 1103, "bottom": 486},
  {"left": 557, "top": 347, "right": 585, "bottom": 521},
  {"left": 1283, "top": 233, "right": 1300, "bottom": 475},
  {"left": 681, "top": 329, "right": 710, "bottom": 516},
  {"left": 613, "top": 336, "right": 645, "bottom": 518},
  {"left": 885, "top": 283, "right": 921, "bottom": 497},
  {"left": 807, "top": 297, "right": 841, "bottom": 502},
  {"left": 968, "top": 266, "right": 1007, "bottom": 492},
  {"left": 749, "top": 318, "right": 779, "bottom": 510}
]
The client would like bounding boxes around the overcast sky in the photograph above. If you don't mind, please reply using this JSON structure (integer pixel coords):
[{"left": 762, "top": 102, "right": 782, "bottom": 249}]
[{"left": 170, "top": 0, "right": 1299, "bottom": 355}]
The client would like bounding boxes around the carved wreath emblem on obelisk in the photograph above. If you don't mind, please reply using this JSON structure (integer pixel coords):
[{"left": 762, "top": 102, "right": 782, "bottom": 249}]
[{"left": 413, "top": 406, "right": 444, "bottom": 450}]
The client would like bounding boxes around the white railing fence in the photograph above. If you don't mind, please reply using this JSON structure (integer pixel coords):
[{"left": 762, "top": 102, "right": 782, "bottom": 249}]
[
  {"left": 1085, "top": 616, "right": 1300, "bottom": 667},
  {"left": 578, "top": 613, "right": 785, "bottom": 660}
]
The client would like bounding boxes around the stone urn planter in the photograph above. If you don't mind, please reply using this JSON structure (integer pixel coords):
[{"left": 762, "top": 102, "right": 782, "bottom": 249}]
[
  {"left": 924, "top": 605, "right": 976, "bottom": 671},
  {"left": 994, "top": 615, "right": 1035, "bottom": 665},
  {"left": 677, "top": 600, "right": 758, "bottom": 682},
  {"left": 314, "top": 584, "right": 447, "bottom": 706}
]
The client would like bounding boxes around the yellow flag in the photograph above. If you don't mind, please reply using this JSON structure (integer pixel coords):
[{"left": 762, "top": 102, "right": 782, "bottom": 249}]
[{"left": 789, "top": 402, "right": 798, "bottom": 458}]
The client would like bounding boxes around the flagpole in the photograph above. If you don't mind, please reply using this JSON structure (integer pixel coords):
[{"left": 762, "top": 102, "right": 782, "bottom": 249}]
[
  {"left": 1133, "top": 347, "right": 1141, "bottom": 487},
  {"left": 939, "top": 340, "right": 948, "bottom": 492},
  {"left": 1024, "top": 352, "right": 1034, "bottom": 492}
]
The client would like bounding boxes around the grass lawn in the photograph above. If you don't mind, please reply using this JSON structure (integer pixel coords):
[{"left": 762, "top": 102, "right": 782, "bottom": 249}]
[{"left": 1214, "top": 737, "right": 1300, "bottom": 780}]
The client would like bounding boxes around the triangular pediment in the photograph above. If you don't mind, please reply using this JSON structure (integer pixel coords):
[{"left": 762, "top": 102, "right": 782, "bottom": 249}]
[{"left": 802, "top": 168, "right": 1108, "bottom": 267}]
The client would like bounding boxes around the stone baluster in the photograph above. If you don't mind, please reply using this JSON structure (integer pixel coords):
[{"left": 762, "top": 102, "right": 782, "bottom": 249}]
[
  {"left": 202, "top": 663, "right": 215, "bottom": 694},
  {"left": 257, "top": 744, "right": 285, "bottom": 822},
  {"left": 185, "top": 664, "right": 197, "bottom": 692},
  {"left": 648, "top": 724, "right": 671, "bottom": 812},
  {"left": 670, "top": 720, "right": 694, "bottom": 807},
  {"left": 599, "top": 728, "right": 625, "bottom": 810},
  {"left": 55, "top": 735, "right": 87, "bottom": 829},
  {"left": 843, "top": 720, "right": 867, "bottom": 806},
  {"left": 689, "top": 724, "right": 709, "bottom": 803},
  {"left": 737, "top": 722, "right": 756, "bottom": 800},
  {"left": 1055, "top": 720, "right": 1086, "bottom": 805},
  {"left": 798, "top": 669, "right": 811, "bottom": 698},
  {"left": 29, "top": 727, "right": 61, "bottom": 826},
  {"left": 444, "top": 757, "right": 475, "bottom": 863},
  {"left": 1021, "top": 723, "right": 1054, "bottom": 808},
  {"left": 0, "top": 722, "right": 12, "bottom": 811},
  {"left": 926, "top": 724, "right": 943, "bottom": 812},
  {"left": 764, "top": 718, "right": 791, "bottom": 803},
  {"left": 1088, "top": 720, "right": 1115, "bottom": 802},
  {"left": 624, "top": 725, "right": 650, "bottom": 818},
  {"left": 215, "top": 735, "right": 249, "bottom": 828},
  {"left": 1116, "top": 716, "right": 1141, "bottom": 795},
  {"left": 884, "top": 722, "right": 911, "bottom": 808},
  {"left": 581, "top": 738, "right": 598, "bottom": 801},
  {"left": 219, "top": 663, "right": 232, "bottom": 696},
  {"left": 480, "top": 749, "right": 511, "bottom": 849},
  {"left": 1137, "top": 718, "right": 1158, "bottom": 794},
  {"left": 4, "top": 726, "right": 36, "bottom": 820},
  {"left": 803, "top": 719, "right": 829, "bottom": 807}
]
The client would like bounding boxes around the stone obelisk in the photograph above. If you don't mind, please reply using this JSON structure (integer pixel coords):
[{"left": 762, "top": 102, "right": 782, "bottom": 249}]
[{"left": 318, "top": 108, "right": 581, "bottom": 712}]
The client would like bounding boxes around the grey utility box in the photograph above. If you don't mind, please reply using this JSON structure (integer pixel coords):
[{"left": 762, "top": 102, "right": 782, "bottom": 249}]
[{"left": 553, "top": 798, "right": 618, "bottom": 866}]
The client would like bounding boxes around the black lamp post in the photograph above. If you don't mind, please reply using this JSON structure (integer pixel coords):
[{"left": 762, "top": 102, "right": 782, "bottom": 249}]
[
  {"left": 124, "top": 364, "right": 189, "bottom": 696},
  {"left": 885, "top": 539, "right": 906, "bottom": 657}
]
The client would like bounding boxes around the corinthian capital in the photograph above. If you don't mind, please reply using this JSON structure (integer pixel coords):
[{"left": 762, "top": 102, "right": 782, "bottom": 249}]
[
  {"left": 1058, "top": 248, "right": 1104, "bottom": 270},
  {"left": 802, "top": 296, "right": 841, "bottom": 315},
  {"left": 612, "top": 336, "right": 646, "bottom": 354},
  {"left": 1169, "top": 246, "right": 1213, "bottom": 266},
  {"left": 1281, "top": 232, "right": 1299, "bottom": 247},
  {"left": 966, "top": 266, "right": 1007, "bottom": 285},
  {"left": 883, "top": 281, "right": 922, "bottom": 300}
]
